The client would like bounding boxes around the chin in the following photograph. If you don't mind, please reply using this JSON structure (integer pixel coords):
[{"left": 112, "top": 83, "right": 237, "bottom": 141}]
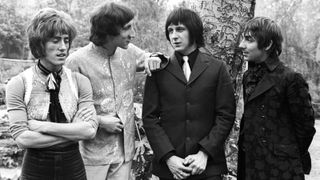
[
  {"left": 174, "top": 47, "right": 184, "bottom": 52},
  {"left": 120, "top": 45, "right": 129, "bottom": 49}
]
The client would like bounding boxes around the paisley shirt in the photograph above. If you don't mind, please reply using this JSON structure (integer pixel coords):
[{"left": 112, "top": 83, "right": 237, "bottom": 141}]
[{"left": 66, "top": 42, "right": 149, "bottom": 165}]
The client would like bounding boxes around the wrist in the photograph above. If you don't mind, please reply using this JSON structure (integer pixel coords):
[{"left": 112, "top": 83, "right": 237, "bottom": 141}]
[
  {"left": 198, "top": 150, "right": 208, "bottom": 158},
  {"left": 40, "top": 121, "right": 49, "bottom": 133},
  {"left": 166, "top": 155, "right": 175, "bottom": 164}
]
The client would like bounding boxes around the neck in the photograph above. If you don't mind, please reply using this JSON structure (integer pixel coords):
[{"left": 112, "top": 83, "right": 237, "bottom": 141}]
[
  {"left": 101, "top": 42, "right": 117, "bottom": 57},
  {"left": 179, "top": 43, "right": 197, "bottom": 56},
  {"left": 255, "top": 53, "right": 269, "bottom": 64},
  {"left": 39, "top": 59, "right": 62, "bottom": 72}
]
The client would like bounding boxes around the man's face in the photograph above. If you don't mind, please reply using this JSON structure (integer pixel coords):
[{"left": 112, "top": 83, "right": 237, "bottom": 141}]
[
  {"left": 42, "top": 33, "right": 69, "bottom": 71},
  {"left": 239, "top": 32, "right": 266, "bottom": 63},
  {"left": 113, "top": 20, "right": 135, "bottom": 49},
  {"left": 167, "top": 23, "right": 196, "bottom": 55}
]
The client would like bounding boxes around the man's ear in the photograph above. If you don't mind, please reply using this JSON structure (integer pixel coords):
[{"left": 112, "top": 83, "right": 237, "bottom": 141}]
[{"left": 265, "top": 40, "right": 273, "bottom": 51}]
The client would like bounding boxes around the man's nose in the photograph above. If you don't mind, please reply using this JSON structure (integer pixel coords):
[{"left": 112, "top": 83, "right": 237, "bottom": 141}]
[
  {"left": 129, "top": 28, "right": 135, "bottom": 39},
  {"left": 239, "top": 39, "right": 245, "bottom": 49},
  {"left": 59, "top": 41, "right": 67, "bottom": 50},
  {"left": 170, "top": 30, "right": 178, "bottom": 40}
]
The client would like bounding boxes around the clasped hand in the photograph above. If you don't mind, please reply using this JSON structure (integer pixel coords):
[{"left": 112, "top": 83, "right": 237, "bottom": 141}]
[
  {"left": 99, "top": 113, "right": 123, "bottom": 133},
  {"left": 166, "top": 150, "right": 208, "bottom": 179}
]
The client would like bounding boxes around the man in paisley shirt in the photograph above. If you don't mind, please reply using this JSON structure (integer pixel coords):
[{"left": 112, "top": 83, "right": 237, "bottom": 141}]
[
  {"left": 237, "top": 17, "right": 316, "bottom": 180},
  {"left": 66, "top": 2, "right": 161, "bottom": 180}
]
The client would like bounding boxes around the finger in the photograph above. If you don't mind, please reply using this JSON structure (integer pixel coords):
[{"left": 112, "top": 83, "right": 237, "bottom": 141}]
[
  {"left": 183, "top": 157, "right": 194, "bottom": 166},
  {"left": 180, "top": 165, "right": 192, "bottom": 173},
  {"left": 81, "top": 113, "right": 92, "bottom": 121},
  {"left": 115, "top": 128, "right": 122, "bottom": 133},
  {"left": 179, "top": 171, "right": 190, "bottom": 179},
  {"left": 118, "top": 123, "right": 124, "bottom": 130},
  {"left": 151, "top": 61, "right": 157, "bottom": 70},
  {"left": 145, "top": 68, "right": 152, "bottom": 76},
  {"left": 173, "top": 174, "right": 178, "bottom": 180},
  {"left": 175, "top": 172, "right": 184, "bottom": 180},
  {"left": 198, "top": 168, "right": 205, "bottom": 175},
  {"left": 192, "top": 166, "right": 200, "bottom": 175},
  {"left": 145, "top": 59, "right": 152, "bottom": 76},
  {"left": 153, "top": 60, "right": 159, "bottom": 69},
  {"left": 113, "top": 117, "right": 122, "bottom": 123},
  {"left": 155, "top": 58, "right": 161, "bottom": 69}
]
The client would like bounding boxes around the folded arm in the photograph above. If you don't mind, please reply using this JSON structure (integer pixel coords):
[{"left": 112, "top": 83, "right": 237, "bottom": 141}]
[{"left": 30, "top": 74, "right": 99, "bottom": 140}]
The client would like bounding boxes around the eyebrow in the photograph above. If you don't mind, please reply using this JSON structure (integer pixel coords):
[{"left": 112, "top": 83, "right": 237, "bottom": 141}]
[{"left": 123, "top": 23, "right": 132, "bottom": 28}]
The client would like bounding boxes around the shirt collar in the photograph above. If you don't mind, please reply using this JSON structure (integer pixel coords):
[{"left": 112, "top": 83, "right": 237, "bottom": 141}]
[
  {"left": 91, "top": 42, "right": 121, "bottom": 61},
  {"left": 175, "top": 48, "right": 199, "bottom": 69}
]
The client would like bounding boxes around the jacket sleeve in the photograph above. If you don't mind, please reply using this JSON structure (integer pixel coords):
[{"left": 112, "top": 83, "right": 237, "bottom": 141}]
[
  {"left": 199, "top": 62, "right": 236, "bottom": 159},
  {"left": 286, "top": 73, "right": 315, "bottom": 155},
  {"left": 142, "top": 74, "right": 175, "bottom": 162}
]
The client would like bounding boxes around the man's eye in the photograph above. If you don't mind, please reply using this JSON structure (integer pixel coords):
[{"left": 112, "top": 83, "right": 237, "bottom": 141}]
[
  {"left": 176, "top": 27, "right": 185, "bottom": 32},
  {"left": 64, "top": 38, "right": 70, "bottom": 43},
  {"left": 52, "top": 39, "right": 59, "bottom": 43},
  {"left": 124, "top": 25, "right": 132, "bottom": 30}
]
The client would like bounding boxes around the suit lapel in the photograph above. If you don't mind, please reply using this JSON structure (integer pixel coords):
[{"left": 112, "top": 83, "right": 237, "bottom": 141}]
[
  {"left": 247, "top": 74, "right": 275, "bottom": 102},
  {"left": 188, "top": 52, "right": 210, "bottom": 84},
  {"left": 246, "top": 58, "right": 281, "bottom": 103},
  {"left": 165, "top": 52, "right": 210, "bottom": 84},
  {"left": 166, "top": 54, "right": 187, "bottom": 83}
]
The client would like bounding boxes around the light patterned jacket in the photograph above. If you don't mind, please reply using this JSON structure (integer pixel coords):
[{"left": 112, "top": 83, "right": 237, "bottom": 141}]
[
  {"left": 6, "top": 65, "right": 98, "bottom": 142},
  {"left": 66, "top": 42, "right": 149, "bottom": 165}
]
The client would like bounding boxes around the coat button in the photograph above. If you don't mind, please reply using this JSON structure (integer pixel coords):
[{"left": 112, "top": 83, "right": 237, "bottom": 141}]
[
  {"left": 186, "top": 137, "right": 191, "bottom": 141},
  {"left": 186, "top": 119, "right": 190, "bottom": 123}
]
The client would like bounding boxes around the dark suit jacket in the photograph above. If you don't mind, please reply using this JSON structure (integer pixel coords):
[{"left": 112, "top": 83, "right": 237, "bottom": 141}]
[
  {"left": 238, "top": 57, "right": 316, "bottom": 180},
  {"left": 142, "top": 49, "right": 236, "bottom": 179}
]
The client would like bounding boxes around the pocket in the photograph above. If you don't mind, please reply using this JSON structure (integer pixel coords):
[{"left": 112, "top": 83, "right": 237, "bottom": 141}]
[{"left": 273, "top": 144, "right": 300, "bottom": 158}]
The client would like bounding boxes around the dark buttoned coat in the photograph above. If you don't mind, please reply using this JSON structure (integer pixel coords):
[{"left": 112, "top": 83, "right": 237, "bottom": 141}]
[
  {"left": 238, "top": 58, "right": 316, "bottom": 180},
  {"left": 142, "top": 49, "right": 236, "bottom": 179}
]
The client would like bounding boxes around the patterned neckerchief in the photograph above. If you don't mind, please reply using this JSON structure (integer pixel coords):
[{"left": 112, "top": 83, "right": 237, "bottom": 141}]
[
  {"left": 243, "top": 61, "right": 269, "bottom": 102},
  {"left": 37, "top": 61, "right": 67, "bottom": 123}
]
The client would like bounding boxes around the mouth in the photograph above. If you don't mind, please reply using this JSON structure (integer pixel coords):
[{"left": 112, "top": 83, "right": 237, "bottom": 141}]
[
  {"left": 56, "top": 53, "right": 67, "bottom": 58},
  {"left": 172, "top": 42, "right": 181, "bottom": 47},
  {"left": 242, "top": 52, "right": 249, "bottom": 57}
]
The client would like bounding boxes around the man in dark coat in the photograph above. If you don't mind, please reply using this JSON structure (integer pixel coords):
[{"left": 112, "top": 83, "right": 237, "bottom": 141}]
[
  {"left": 142, "top": 8, "right": 236, "bottom": 180},
  {"left": 237, "top": 17, "right": 316, "bottom": 180}
]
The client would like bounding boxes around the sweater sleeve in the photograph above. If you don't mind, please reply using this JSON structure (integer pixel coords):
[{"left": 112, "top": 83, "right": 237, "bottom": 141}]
[
  {"left": 128, "top": 43, "right": 151, "bottom": 72},
  {"left": 74, "top": 72, "right": 98, "bottom": 130},
  {"left": 6, "top": 75, "right": 29, "bottom": 139}
]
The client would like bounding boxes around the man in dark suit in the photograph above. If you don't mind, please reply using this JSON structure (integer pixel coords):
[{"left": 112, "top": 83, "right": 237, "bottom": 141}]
[
  {"left": 142, "top": 8, "right": 236, "bottom": 180},
  {"left": 237, "top": 17, "right": 316, "bottom": 180}
]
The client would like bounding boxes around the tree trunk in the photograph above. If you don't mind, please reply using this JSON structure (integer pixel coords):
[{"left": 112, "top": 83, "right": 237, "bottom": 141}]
[{"left": 186, "top": 0, "right": 256, "bottom": 178}]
